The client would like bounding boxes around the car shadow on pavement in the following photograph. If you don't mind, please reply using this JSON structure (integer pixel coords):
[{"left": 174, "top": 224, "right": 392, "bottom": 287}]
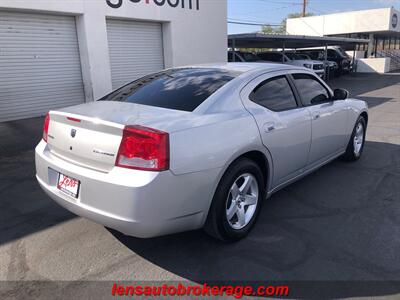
[
  {"left": 109, "top": 140, "right": 400, "bottom": 299},
  {"left": 356, "top": 96, "right": 396, "bottom": 109},
  {"left": 0, "top": 150, "right": 76, "bottom": 245},
  {"left": 329, "top": 73, "right": 400, "bottom": 101},
  {"left": 329, "top": 73, "right": 400, "bottom": 109}
]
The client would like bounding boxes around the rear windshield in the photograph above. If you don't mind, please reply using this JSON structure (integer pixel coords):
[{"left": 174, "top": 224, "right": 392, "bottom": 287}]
[{"left": 99, "top": 68, "right": 240, "bottom": 112}]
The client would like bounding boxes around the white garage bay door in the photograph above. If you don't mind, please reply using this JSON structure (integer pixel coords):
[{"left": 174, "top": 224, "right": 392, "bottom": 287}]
[
  {"left": 106, "top": 19, "right": 164, "bottom": 89},
  {"left": 0, "top": 11, "right": 85, "bottom": 122}
]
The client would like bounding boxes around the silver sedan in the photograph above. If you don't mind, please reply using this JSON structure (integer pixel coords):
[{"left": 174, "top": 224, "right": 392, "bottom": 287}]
[{"left": 35, "top": 63, "right": 368, "bottom": 241}]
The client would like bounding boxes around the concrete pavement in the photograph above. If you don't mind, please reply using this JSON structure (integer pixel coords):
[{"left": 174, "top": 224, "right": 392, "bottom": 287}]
[{"left": 0, "top": 73, "right": 399, "bottom": 299}]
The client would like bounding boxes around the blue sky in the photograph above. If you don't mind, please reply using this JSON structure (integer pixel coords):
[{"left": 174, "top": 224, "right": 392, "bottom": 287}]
[{"left": 228, "top": 0, "right": 400, "bottom": 34}]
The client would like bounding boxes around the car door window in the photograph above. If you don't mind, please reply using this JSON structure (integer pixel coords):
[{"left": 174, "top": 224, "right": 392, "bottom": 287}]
[
  {"left": 292, "top": 73, "right": 330, "bottom": 106},
  {"left": 249, "top": 76, "right": 298, "bottom": 111}
]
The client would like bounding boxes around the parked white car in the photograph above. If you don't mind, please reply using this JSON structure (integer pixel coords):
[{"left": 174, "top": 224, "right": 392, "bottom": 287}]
[
  {"left": 297, "top": 53, "right": 338, "bottom": 78},
  {"left": 35, "top": 63, "right": 368, "bottom": 241},
  {"left": 297, "top": 46, "right": 353, "bottom": 75},
  {"left": 257, "top": 51, "right": 325, "bottom": 77}
]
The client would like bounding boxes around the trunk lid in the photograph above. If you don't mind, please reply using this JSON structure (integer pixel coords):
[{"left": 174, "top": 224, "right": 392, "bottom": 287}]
[{"left": 47, "top": 101, "right": 190, "bottom": 172}]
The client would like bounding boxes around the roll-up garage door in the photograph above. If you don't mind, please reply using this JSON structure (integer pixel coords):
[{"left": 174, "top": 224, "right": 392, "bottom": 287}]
[
  {"left": 106, "top": 19, "right": 164, "bottom": 89},
  {"left": 0, "top": 11, "right": 85, "bottom": 122}
]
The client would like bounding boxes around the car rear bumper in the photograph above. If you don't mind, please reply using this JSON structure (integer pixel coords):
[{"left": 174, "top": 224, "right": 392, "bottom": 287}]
[{"left": 35, "top": 140, "right": 220, "bottom": 238}]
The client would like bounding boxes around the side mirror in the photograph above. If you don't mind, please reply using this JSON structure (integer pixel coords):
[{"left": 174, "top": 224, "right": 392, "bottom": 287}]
[
  {"left": 311, "top": 94, "right": 330, "bottom": 104},
  {"left": 333, "top": 88, "right": 349, "bottom": 100}
]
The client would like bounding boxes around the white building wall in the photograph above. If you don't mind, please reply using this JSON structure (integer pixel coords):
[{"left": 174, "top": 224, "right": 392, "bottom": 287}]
[
  {"left": 0, "top": 0, "right": 227, "bottom": 101},
  {"left": 357, "top": 58, "right": 391, "bottom": 73},
  {"left": 286, "top": 7, "right": 396, "bottom": 36}
]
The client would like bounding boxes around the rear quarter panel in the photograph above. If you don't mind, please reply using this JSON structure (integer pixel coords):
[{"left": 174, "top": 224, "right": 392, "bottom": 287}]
[{"left": 169, "top": 111, "right": 266, "bottom": 176}]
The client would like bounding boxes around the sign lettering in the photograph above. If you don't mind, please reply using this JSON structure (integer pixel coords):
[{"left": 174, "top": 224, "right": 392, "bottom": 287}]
[{"left": 106, "top": 0, "right": 200, "bottom": 10}]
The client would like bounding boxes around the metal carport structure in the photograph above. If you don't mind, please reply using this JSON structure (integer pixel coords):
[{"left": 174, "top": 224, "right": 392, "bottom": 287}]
[{"left": 228, "top": 33, "right": 370, "bottom": 79}]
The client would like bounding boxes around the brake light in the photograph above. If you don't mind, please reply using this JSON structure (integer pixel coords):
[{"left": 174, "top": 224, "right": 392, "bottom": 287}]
[
  {"left": 67, "top": 117, "right": 81, "bottom": 122},
  {"left": 116, "top": 125, "right": 169, "bottom": 171},
  {"left": 43, "top": 112, "right": 50, "bottom": 142}
]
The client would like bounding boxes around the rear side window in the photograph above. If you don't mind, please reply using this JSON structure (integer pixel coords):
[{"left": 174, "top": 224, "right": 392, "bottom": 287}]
[
  {"left": 249, "top": 76, "right": 298, "bottom": 111},
  {"left": 292, "top": 73, "right": 330, "bottom": 106},
  {"left": 100, "top": 68, "right": 240, "bottom": 112}
]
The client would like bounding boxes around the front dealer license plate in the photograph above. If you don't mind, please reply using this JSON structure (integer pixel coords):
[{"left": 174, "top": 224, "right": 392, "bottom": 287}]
[{"left": 57, "top": 173, "right": 80, "bottom": 198}]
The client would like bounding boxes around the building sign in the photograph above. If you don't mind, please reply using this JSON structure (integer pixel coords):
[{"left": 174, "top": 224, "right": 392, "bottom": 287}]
[
  {"left": 106, "top": 0, "right": 200, "bottom": 10},
  {"left": 392, "top": 13, "right": 398, "bottom": 28}
]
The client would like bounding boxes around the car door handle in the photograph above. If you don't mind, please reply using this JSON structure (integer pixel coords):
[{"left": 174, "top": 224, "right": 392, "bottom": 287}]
[
  {"left": 263, "top": 122, "right": 275, "bottom": 133},
  {"left": 312, "top": 112, "right": 320, "bottom": 120}
]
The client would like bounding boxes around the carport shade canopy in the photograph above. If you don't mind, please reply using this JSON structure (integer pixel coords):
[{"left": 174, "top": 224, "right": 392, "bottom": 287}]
[
  {"left": 228, "top": 33, "right": 370, "bottom": 49},
  {"left": 228, "top": 33, "right": 370, "bottom": 80}
]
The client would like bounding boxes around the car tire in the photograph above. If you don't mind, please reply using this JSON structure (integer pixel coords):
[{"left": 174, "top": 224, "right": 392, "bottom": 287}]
[
  {"left": 204, "top": 158, "right": 265, "bottom": 242},
  {"left": 342, "top": 116, "right": 366, "bottom": 162}
]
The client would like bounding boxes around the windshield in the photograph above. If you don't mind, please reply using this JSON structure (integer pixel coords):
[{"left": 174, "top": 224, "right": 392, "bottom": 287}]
[
  {"left": 298, "top": 54, "right": 311, "bottom": 60},
  {"left": 99, "top": 68, "right": 240, "bottom": 112},
  {"left": 336, "top": 47, "right": 350, "bottom": 58},
  {"left": 284, "top": 52, "right": 303, "bottom": 60}
]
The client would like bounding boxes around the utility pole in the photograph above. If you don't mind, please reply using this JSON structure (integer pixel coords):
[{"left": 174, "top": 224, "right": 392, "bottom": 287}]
[{"left": 302, "top": 0, "right": 307, "bottom": 17}]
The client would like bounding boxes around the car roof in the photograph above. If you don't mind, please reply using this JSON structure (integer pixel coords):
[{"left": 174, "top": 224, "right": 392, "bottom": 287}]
[{"left": 182, "top": 62, "right": 303, "bottom": 74}]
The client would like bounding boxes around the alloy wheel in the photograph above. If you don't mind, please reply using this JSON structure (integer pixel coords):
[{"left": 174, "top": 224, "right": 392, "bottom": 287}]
[{"left": 225, "top": 173, "right": 259, "bottom": 230}]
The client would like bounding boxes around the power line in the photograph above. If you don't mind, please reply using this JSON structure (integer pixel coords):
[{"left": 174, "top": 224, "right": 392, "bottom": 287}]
[
  {"left": 229, "top": 17, "right": 281, "bottom": 23},
  {"left": 228, "top": 20, "right": 282, "bottom": 27},
  {"left": 233, "top": 2, "right": 305, "bottom": 18},
  {"left": 307, "top": 5, "right": 326, "bottom": 14}
]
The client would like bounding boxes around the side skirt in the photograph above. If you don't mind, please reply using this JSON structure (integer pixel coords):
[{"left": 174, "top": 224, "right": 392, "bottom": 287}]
[{"left": 266, "top": 149, "right": 346, "bottom": 198}]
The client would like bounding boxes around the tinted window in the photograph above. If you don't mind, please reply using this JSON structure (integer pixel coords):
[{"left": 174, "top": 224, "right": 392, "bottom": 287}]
[
  {"left": 100, "top": 68, "right": 240, "bottom": 112},
  {"left": 292, "top": 73, "right": 330, "bottom": 106},
  {"left": 249, "top": 76, "right": 298, "bottom": 111}
]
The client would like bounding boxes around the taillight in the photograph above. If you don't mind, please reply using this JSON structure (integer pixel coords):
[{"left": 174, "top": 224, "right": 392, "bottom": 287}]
[
  {"left": 116, "top": 125, "right": 169, "bottom": 171},
  {"left": 67, "top": 117, "right": 81, "bottom": 122},
  {"left": 43, "top": 112, "right": 50, "bottom": 142}
]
